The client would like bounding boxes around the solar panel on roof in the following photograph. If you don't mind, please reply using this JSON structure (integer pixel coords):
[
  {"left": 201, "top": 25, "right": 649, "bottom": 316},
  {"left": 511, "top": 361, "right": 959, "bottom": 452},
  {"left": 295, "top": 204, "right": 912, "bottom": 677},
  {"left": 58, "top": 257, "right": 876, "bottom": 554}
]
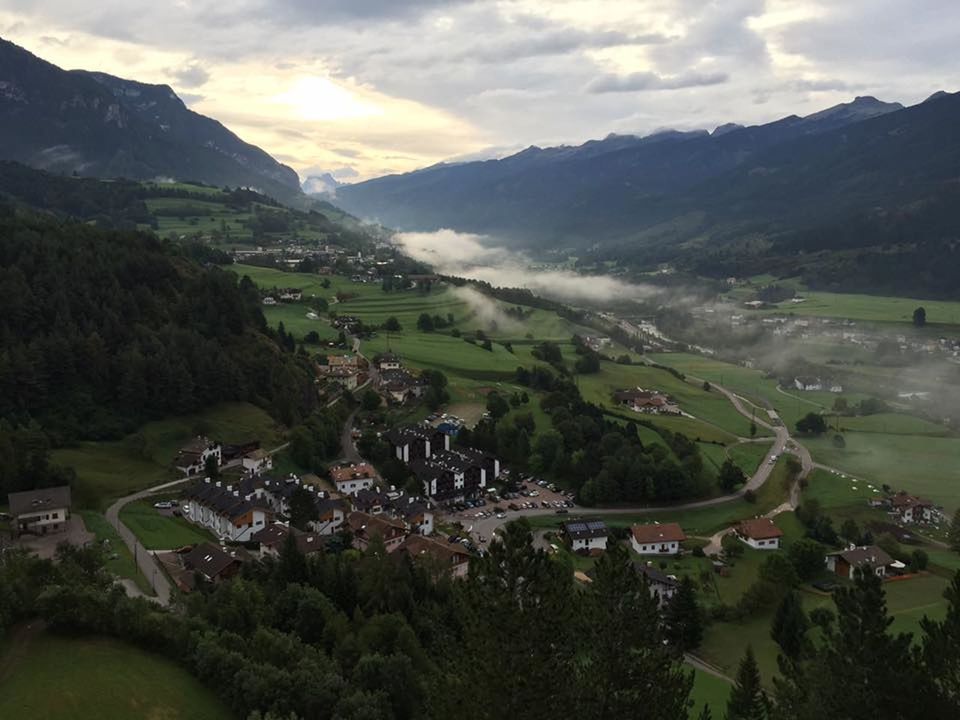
[{"left": 587, "top": 521, "right": 606, "bottom": 530}]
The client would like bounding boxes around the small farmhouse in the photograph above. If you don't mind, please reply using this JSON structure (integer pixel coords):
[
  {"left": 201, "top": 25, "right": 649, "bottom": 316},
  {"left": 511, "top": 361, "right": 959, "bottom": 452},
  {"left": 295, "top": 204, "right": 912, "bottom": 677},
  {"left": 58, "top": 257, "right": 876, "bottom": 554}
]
[
  {"left": 735, "top": 518, "right": 784, "bottom": 550},
  {"left": 242, "top": 448, "right": 273, "bottom": 474},
  {"left": 399, "top": 534, "right": 471, "bottom": 578},
  {"left": 630, "top": 523, "right": 686, "bottom": 555},
  {"left": 562, "top": 520, "right": 609, "bottom": 552},
  {"left": 635, "top": 562, "right": 680, "bottom": 608},
  {"left": 7, "top": 486, "right": 72, "bottom": 537},
  {"left": 826, "top": 545, "right": 894, "bottom": 580},
  {"left": 890, "top": 494, "right": 937, "bottom": 524},
  {"left": 184, "top": 543, "right": 242, "bottom": 584},
  {"left": 174, "top": 437, "right": 222, "bottom": 476}
]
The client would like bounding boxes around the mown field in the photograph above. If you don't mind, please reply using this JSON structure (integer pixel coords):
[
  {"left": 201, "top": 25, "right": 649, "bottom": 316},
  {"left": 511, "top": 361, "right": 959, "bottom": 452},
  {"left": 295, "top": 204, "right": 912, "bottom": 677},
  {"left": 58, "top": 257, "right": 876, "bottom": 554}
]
[
  {"left": 52, "top": 402, "right": 285, "bottom": 510},
  {"left": 119, "top": 500, "right": 216, "bottom": 551},
  {"left": 0, "top": 630, "right": 232, "bottom": 720},
  {"left": 743, "top": 289, "right": 960, "bottom": 326}
]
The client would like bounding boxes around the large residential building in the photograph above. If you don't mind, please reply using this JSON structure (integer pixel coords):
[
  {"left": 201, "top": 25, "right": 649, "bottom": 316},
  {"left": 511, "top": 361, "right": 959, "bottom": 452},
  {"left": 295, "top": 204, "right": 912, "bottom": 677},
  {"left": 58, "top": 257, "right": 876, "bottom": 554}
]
[
  {"left": 826, "top": 545, "right": 894, "bottom": 580},
  {"left": 388, "top": 425, "right": 450, "bottom": 463},
  {"left": 409, "top": 447, "right": 500, "bottom": 501},
  {"left": 562, "top": 520, "right": 609, "bottom": 552},
  {"left": 379, "top": 369, "right": 426, "bottom": 403},
  {"left": 7, "top": 486, "right": 72, "bottom": 537},
  {"left": 182, "top": 478, "right": 273, "bottom": 542},
  {"left": 735, "top": 518, "right": 785, "bottom": 550},
  {"left": 630, "top": 523, "right": 687, "bottom": 555}
]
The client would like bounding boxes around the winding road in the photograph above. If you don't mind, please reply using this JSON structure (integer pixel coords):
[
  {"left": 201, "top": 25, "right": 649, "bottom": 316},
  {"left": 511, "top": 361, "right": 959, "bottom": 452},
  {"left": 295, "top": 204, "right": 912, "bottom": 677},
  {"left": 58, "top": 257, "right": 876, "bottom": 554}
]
[
  {"left": 104, "top": 443, "right": 289, "bottom": 606},
  {"left": 469, "top": 374, "right": 818, "bottom": 545}
]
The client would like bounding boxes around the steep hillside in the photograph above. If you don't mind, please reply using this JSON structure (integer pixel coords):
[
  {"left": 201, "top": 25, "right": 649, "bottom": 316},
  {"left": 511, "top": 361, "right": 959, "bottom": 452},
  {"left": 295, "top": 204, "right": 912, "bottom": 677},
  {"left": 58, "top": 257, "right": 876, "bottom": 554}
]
[{"left": 0, "top": 38, "right": 301, "bottom": 201}]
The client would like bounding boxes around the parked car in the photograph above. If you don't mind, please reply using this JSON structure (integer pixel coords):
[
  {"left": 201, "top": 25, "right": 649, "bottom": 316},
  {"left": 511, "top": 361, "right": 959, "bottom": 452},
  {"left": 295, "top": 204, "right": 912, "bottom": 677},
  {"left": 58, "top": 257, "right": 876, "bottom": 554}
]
[
  {"left": 555, "top": 508, "right": 569, "bottom": 515},
  {"left": 508, "top": 503, "right": 519, "bottom": 511},
  {"left": 153, "top": 501, "right": 173, "bottom": 510}
]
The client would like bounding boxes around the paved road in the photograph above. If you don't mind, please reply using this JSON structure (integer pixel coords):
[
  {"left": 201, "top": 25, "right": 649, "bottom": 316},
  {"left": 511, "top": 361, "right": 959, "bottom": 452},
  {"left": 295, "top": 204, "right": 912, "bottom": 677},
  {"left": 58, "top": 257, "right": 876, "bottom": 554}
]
[
  {"left": 103, "top": 442, "right": 289, "bottom": 606},
  {"left": 469, "top": 376, "right": 816, "bottom": 545},
  {"left": 340, "top": 408, "right": 362, "bottom": 463}
]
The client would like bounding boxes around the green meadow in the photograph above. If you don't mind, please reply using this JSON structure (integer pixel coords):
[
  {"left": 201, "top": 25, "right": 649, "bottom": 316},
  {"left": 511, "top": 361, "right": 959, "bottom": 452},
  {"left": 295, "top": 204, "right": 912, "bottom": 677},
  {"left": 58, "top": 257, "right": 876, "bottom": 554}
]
[
  {"left": 0, "top": 630, "right": 231, "bottom": 720},
  {"left": 52, "top": 402, "right": 284, "bottom": 510}
]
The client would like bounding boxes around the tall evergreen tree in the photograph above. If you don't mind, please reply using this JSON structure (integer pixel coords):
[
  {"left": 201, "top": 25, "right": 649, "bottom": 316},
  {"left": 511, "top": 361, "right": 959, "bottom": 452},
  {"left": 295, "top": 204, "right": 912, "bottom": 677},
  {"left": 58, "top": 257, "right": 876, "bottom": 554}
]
[
  {"left": 770, "top": 591, "right": 809, "bottom": 660},
  {"left": 920, "top": 570, "right": 960, "bottom": 707},
  {"left": 726, "top": 646, "right": 769, "bottom": 720},
  {"left": 664, "top": 575, "right": 703, "bottom": 651},
  {"left": 577, "top": 541, "right": 692, "bottom": 719}
]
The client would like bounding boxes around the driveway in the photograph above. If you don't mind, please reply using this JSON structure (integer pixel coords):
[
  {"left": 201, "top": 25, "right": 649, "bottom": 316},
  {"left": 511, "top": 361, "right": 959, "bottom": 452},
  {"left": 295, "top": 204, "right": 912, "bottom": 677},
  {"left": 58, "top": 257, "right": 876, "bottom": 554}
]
[{"left": 14, "top": 515, "right": 94, "bottom": 560}]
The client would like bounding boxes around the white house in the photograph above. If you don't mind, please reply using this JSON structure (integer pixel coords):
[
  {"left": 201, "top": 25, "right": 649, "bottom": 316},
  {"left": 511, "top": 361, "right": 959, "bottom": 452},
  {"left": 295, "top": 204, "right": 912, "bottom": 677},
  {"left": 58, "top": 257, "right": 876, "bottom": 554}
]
[
  {"left": 630, "top": 523, "right": 686, "bottom": 555},
  {"left": 8, "top": 486, "right": 72, "bottom": 537},
  {"left": 242, "top": 449, "right": 273, "bottom": 474},
  {"left": 329, "top": 462, "right": 379, "bottom": 495},
  {"left": 174, "top": 437, "right": 222, "bottom": 476},
  {"left": 563, "top": 520, "right": 609, "bottom": 552},
  {"left": 736, "top": 518, "right": 784, "bottom": 550},
  {"left": 794, "top": 377, "right": 823, "bottom": 392}
]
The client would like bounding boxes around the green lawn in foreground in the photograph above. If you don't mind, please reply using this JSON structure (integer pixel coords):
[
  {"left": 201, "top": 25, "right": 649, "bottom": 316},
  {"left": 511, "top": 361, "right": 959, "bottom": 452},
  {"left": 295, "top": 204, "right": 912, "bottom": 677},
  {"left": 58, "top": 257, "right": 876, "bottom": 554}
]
[
  {"left": 119, "top": 500, "right": 215, "bottom": 550},
  {"left": 0, "top": 630, "right": 231, "bottom": 720},
  {"left": 53, "top": 402, "right": 285, "bottom": 510},
  {"left": 78, "top": 511, "right": 153, "bottom": 595}
]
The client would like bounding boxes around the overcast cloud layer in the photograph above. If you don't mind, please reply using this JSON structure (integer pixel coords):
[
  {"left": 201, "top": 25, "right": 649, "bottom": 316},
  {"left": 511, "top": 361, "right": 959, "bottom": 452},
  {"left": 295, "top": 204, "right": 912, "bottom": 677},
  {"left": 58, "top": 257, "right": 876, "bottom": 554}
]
[{"left": 1, "top": 0, "right": 957, "bottom": 181}]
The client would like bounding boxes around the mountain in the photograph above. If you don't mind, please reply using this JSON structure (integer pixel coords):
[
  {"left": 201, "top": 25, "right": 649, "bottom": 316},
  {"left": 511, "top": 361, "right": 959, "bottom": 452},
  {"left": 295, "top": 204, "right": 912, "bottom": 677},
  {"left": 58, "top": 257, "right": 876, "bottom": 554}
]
[
  {"left": 0, "top": 38, "right": 301, "bottom": 200},
  {"left": 302, "top": 173, "right": 342, "bottom": 196},
  {"left": 333, "top": 94, "right": 914, "bottom": 242}
]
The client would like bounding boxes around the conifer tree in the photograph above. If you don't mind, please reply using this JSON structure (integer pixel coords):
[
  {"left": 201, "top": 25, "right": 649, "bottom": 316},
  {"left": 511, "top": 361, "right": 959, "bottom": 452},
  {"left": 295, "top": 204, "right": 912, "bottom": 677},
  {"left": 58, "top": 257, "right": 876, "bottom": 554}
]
[
  {"left": 726, "top": 646, "right": 769, "bottom": 720},
  {"left": 771, "top": 591, "right": 809, "bottom": 660},
  {"left": 665, "top": 575, "right": 703, "bottom": 651}
]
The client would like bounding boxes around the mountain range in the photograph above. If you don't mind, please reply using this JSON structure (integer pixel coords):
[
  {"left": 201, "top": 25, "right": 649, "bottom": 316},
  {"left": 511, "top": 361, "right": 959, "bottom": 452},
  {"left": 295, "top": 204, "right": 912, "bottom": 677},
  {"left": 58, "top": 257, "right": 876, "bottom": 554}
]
[
  {"left": 333, "top": 91, "right": 960, "bottom": 296},
  {"left": 0, "top": 38, "right": 301, "bottom": 201}
]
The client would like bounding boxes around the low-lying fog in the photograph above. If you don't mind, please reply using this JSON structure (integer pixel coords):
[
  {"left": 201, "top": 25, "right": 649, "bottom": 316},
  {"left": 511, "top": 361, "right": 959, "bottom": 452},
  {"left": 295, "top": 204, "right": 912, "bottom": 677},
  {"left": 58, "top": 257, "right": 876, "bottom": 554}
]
[{"left": 393, "top": 228, "right": 658, "bottom": 305}]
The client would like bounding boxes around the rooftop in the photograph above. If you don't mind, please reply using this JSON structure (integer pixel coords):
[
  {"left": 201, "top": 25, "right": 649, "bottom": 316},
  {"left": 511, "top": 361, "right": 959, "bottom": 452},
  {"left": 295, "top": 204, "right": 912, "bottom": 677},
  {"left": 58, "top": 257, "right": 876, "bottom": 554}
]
[
  {"left": 631, "top": 522, "right": 686, "bottom": 544},
  {"left": 737, "top": 517, "right": 784, "bottom": 540},
  {"left": 8, "top": 485, "right": 72, "bottom": 517}
]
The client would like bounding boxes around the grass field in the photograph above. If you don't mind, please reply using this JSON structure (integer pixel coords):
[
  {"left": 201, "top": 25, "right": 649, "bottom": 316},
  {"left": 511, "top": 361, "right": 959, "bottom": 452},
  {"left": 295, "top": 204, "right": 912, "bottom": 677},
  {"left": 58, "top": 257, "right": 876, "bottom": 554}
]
[
  {"left": 577, "top": 360, "right": 761, "bottom": 439},
  {"left": 689, "top": 667, "right": 732, "bottom": 717},
  {"left": 53, "top": 402, "right": 285, "bottom": 510},
  {"left": 119, "top": 500, "right": 215, "bottom": 550},
  {"left": 729, "top": 442, "right": 775, "bottom": 477},
  {"left": 804, "top": 432, "right": 960, "bottom": 512},
  {"left": 0, "top": 629, "right": 231, "bottom": 720},
  {"left": 745, "top": 289, "right": 960, "bottom": 326},
  {"left": 78, "top": 511, "right": 153, "bottom": 595}
]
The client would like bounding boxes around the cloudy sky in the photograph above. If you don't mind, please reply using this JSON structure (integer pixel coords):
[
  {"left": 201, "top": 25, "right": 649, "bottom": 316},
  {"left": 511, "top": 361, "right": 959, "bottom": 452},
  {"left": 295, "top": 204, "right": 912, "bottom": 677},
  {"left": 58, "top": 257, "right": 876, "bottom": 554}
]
[{"left": 2, "top": 0, "right": 957, "bottom": 182}]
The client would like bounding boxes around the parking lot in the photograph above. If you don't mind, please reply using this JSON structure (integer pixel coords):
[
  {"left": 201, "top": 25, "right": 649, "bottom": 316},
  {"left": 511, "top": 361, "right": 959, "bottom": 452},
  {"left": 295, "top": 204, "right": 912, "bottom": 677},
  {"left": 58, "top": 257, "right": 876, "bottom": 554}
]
[{"left": 440, "top": 476, "right": 578, "bottom": 548}]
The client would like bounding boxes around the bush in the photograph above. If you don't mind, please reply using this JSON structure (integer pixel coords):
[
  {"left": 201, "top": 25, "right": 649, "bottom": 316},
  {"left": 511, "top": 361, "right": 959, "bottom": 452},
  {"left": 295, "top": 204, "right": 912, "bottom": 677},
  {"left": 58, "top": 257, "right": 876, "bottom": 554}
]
[
  {"left": 692, "top": 546, "right": 705, "bottom": 558},
  {"left": 744, "top": 489, "right": 757, "bottom": 503},
  {"left": 910, "top": 549, "right": 929, "bottom": 572}
]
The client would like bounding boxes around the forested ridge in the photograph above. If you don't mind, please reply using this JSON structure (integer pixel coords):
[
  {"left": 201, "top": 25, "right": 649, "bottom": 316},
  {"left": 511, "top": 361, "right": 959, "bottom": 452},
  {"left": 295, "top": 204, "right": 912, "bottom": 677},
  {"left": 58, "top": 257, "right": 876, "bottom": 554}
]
[{"left": 0, "top": 204, "right": 317, "bottom": 493}]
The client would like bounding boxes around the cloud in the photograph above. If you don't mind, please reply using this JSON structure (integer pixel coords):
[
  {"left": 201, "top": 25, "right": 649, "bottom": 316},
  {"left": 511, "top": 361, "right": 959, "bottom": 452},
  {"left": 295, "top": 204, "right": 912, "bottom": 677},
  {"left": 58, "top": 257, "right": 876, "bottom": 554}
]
[
  {"left": 586, "top": 69, "right": 729, "bottom": 93},
  {"left": 393, "top": 228, "right": 659, "bottom": 304},
  {"left": 169, "top": 61, "right": 210, "bottom": 88}
]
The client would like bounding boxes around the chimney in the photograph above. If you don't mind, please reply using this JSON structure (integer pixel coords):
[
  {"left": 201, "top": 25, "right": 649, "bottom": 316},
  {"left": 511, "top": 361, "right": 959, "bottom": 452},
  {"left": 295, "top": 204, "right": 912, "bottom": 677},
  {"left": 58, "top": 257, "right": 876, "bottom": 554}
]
[
  {"left": 233, "top": 490, "right": 240, "bottom": 498},
  {"left": 215, "top": 481, "right": 222, "bottom": 488},
  {"left": 204, "top": 477, "right": 211, "bottom": 484}
]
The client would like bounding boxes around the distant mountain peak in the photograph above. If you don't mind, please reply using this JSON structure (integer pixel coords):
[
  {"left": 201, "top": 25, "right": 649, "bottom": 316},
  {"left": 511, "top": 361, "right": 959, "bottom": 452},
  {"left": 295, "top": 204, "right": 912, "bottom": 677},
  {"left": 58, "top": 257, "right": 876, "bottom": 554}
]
[
  {"left": 923, "top": 90, "right": 951, "bottom": 103},
  {"left": 802, "top": 95, "right": 903, "bottom": 125},
  {"left": 712, "top": 122, "right": 744, "bottom": 137},
  {"left": 302, "top": 173, "right": 342, "bottom": 196}
]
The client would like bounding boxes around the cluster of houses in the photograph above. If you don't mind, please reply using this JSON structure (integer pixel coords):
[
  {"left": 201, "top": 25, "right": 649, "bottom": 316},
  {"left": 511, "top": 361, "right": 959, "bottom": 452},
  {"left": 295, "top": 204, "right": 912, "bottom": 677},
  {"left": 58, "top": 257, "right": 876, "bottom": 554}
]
[
  {"left": 261, "top": 288, "right": 303, "bottom": 306},
  {"left": 387, "top": 424, "right": 501, "bottom": 501},
  {"left": 174, "top": 458, "right": 475, "bottom": 583},
  {"left": 612, "top": 387, "right": 681, "bottom": 416},
  {"left": 173, "top": 437, "right": 268, "bottom": 478},
  {"left": 232, "top": 243, "right": 359, "bottom": 272},
  {"left": 793, "top": 376, "right": 844, "bottom": 393},
  {"left": 375, "top": 353, "right": 427, "bottom": 404},
  {"left": 317, "top": 354, "right": 369, "bottom": 391},
  {"left": 870, "top": 492, "right": 942, "bottom": 524}
]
